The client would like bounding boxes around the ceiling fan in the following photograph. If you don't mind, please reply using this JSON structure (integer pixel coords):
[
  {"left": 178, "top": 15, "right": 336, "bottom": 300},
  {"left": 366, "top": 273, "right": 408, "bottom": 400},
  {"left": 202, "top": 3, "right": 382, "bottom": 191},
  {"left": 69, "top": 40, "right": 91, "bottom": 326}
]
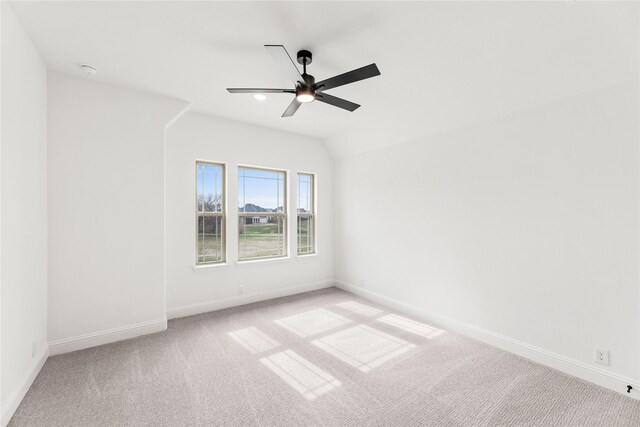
[{"left": 227, "top": 45, "right": 381, "bottom": 117}]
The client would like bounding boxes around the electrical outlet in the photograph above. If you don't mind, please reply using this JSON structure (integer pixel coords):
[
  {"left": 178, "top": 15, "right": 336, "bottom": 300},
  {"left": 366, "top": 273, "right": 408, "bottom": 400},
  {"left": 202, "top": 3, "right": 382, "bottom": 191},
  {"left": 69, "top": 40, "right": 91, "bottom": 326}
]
[
  {"left": 359, "top": 279, "right": 365, "bottom": 288},
  {"left": 595, "top": 348, "right": 610, "bottom": 366},
  {"left": 239, "top": 285, "right": 245, "bottom": 294},
  {"left": 32, "top": 341, "right": 37, "bottom": 357}
]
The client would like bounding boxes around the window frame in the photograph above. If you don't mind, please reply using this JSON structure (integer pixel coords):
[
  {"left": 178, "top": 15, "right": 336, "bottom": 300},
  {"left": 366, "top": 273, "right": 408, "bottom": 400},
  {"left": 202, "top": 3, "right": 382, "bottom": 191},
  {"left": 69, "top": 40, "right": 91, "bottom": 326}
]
[
  {"left": 195, "top": 160, "right": 226, "bottom": 265},
  {"left": 237, "top": 165, "right": 288, "bottom": 262},
  {"left": 296, "top": 172, "right": 316, "bottom": 256}
]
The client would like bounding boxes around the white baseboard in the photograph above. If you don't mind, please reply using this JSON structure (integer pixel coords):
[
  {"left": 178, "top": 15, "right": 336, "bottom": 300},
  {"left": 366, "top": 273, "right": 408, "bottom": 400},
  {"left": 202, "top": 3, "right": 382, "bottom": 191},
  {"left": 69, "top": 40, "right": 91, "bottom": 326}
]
[
  {"left": 335, "top": 280, "right": 640, "bottom": 400},
  {"left": 1, "top": 346, "right": 49, "bottom": 427},
  {"left": 48, "top": 317, "right": 167, "bottom": 356},
  {"left": 167, "top": 280, "right": 334, "bottom": 320}
]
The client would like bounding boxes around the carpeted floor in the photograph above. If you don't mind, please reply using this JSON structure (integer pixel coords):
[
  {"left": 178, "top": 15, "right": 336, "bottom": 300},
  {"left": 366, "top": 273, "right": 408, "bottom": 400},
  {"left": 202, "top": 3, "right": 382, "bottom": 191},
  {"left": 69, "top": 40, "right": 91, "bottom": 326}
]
[{"left": 10, "top": 287, "right": 640, "bottom": 426}]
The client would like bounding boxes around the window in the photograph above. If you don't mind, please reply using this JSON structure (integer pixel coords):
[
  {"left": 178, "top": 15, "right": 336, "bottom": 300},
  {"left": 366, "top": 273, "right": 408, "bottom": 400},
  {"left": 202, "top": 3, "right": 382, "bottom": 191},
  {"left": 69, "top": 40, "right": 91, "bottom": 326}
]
[
  {"left": 238, "top": 167, "right": 287, "bottom": 260},
  {"left": 297, "top": 173, "right": 315, "bottom": 255},
  {"left": 196, "top": 162, "right": 225, "bottom": 264}
]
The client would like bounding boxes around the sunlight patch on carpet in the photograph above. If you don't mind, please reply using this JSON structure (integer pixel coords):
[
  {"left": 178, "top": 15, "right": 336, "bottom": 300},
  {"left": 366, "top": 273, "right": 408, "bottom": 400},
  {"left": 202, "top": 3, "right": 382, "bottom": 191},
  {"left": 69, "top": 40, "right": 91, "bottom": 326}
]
[
  {"left": 377, "top": 314, "right": 445, "bottom": 339},
  {"left": 260, "top": 350, "right": 341, "bottom": 400},
  {"left": 275, "top": 308, "right": 351, "bottom": 337},
  {"left": 228, "top": 327, "right": 280, "bottom": 354},
  {"left": 335, "top": 301, "right": 383, "bottom": 317},
  {"left": 312, "top": 325, "right": 415, "bottom": 373}
]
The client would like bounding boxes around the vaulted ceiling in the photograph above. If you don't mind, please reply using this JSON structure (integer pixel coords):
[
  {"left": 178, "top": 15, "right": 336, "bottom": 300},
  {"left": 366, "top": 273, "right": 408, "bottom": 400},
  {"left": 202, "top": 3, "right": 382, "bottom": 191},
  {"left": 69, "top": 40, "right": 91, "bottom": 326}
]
[{"left": 9, "top": 1, "right": 638, "bottom": 157}]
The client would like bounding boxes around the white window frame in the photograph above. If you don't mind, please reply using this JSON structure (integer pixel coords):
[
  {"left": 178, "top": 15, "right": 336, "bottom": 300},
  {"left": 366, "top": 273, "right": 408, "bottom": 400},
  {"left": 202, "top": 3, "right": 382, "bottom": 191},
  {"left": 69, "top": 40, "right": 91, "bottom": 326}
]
[
  {"left": 238, "top": 165, "right": 288, "bottom": 261},
  {"left": 195, "top": 160, "right": 226, "bottom": 265},
  {"left": 297, "top": 172, "right": 316, "bottom": 255}
]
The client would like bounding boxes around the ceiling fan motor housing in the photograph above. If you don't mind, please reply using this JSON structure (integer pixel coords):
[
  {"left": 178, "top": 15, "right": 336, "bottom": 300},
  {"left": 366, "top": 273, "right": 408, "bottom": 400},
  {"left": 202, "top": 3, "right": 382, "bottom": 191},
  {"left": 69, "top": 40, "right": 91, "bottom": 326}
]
[{"left": 302, "top": 74, "right": 315, "bottom": 88}]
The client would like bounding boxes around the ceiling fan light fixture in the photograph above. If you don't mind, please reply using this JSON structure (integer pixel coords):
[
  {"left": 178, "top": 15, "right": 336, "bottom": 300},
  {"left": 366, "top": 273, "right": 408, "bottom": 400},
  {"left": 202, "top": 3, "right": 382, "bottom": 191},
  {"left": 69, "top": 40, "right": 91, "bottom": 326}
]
[{"left": 296, "top": 88, "right": 315, "bottom": 103}]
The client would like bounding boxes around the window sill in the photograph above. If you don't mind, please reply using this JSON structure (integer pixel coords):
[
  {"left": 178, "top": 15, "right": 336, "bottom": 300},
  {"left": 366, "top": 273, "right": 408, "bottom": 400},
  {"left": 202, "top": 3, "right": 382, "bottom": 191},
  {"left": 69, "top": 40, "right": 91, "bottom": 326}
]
[
  {"left": 296, "top": 253, "right": 318, "bottom": 259},
  {"left": 236, "top": 256, "right": 291, "bottom": 267},
  {"left": 192, "top": 262, "right": 229, "bottom": 271}
]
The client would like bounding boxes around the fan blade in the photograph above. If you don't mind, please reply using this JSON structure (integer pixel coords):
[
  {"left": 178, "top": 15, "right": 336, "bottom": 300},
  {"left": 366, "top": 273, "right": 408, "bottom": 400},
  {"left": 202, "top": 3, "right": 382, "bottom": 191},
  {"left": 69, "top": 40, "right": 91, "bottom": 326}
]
[
  {"left": 265, "top": 45, "right": 306, "bottom": 87},
  {"left": 282, "top": 98, "right": 302, "bottom": 117},
  {"left": 227, "top": 88, "right": 295, "bottom": 94},
  {"left": 314, "top": 63, "right": 380, "bottom": 92},
  {"left": 315, "top": 93, "right": 360, "bottom": 112}
]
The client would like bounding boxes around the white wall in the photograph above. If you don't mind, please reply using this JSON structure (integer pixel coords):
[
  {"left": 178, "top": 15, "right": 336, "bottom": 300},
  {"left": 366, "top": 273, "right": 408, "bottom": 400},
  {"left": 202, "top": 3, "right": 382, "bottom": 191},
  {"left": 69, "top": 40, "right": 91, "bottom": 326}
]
[
  {"left": 47, "top": 72, "right": 188, "bottom": 351},
  {"left": 165, "top": 112, "right": 333, "bottom": 315},
  {"left": 0, "top": 2, "right": 48, "bottom": 423},
  {"left": 335, "top": 82, "right": 640, "bottom": 382}
]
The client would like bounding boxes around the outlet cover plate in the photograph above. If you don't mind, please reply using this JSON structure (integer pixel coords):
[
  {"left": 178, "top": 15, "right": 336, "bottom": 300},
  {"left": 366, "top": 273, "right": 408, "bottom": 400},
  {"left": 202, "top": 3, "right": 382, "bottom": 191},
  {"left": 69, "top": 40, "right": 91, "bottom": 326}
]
[{"left": 595, "top": 348, "right": 610, "bottom": 366}]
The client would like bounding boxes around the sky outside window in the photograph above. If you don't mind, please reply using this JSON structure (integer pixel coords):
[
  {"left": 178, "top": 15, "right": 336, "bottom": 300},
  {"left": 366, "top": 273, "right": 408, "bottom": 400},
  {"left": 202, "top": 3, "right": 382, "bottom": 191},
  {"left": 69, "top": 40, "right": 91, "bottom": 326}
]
[{"left": 238, "top": 167, "right": 285, "bottom": 212}]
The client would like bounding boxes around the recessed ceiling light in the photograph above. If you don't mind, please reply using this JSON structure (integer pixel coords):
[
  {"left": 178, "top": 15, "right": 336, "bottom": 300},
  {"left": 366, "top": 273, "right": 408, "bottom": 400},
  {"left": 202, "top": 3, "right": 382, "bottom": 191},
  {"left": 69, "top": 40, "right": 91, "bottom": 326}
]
[
  {"left": 254, "top": 94, "right": 267, "bottom": 101},
  {"left": 79, "top": 64, "right": 99, "bottom": 76}
]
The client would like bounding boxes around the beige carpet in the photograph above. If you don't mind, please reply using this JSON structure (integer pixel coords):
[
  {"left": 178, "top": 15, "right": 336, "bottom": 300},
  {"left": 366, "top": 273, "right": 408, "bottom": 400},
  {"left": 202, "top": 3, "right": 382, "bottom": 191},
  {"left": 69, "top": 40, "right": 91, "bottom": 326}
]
[{"left": 9, "top": 287, "right": 640, "bottom": 426}]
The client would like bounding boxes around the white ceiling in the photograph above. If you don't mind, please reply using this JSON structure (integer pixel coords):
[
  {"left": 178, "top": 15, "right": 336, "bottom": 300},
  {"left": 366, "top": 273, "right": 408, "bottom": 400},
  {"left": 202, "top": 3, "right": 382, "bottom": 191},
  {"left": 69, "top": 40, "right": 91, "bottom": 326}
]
[{"left": 9, "top": 1, "right": 638, "bottom": 157}]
